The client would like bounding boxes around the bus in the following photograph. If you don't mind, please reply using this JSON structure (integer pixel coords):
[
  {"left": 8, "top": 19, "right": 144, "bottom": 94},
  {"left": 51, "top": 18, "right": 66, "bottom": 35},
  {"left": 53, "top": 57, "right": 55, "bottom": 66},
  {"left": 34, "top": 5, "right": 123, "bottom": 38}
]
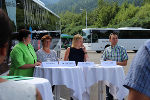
[
  {"left": 11, "top": 30, "right": 61, "bottom": 58},
  {"left": 2, "top": 0, "right": 61, "bottom": 57},
  {"left": 82, "top": 27, "right": 150, "bottom": 53},
  {"left": 2, "top": 0, "right": 60, "bottom": 31}
]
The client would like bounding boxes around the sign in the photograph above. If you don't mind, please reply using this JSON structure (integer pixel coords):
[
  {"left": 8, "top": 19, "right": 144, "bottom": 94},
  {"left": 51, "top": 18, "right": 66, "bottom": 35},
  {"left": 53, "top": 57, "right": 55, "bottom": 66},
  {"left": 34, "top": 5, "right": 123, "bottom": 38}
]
[
  {"left": 59, "top": 61, "right": 76, "bottom": 67},
  {"left": 78, "top": 62, "right": 94, "bottom": 67},
  {"left": 101, "top": 61, "right": 117, "bottom": 66},
  {"left": 42, "top": 62, "right": 59, "bottom": 67}
]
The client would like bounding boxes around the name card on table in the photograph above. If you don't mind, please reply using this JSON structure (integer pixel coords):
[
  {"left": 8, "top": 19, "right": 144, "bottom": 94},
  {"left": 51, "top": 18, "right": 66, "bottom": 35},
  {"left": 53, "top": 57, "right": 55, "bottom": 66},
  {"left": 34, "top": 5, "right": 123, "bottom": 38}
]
[
  {"left": 78, "top": 62, "right": 94, "bottom": 67},
  {"left": 101, "top": 61, "right": 116, "bottom": 66},
  {"left": 59, "top": 61, "right": 76, "bottom": 67},
  {"left": 42, "top": 62, "right": 59, "bottom": 67}
]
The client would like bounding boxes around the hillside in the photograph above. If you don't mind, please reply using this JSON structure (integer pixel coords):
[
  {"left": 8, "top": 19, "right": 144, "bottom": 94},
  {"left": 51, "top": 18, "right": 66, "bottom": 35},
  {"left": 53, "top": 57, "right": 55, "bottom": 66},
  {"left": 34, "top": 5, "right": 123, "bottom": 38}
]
[
  {"left": 41, "top": 0, "right": 143, "bottom": 14},
  {"left": 46, "top": 0, "right": 98, "bottom": 14}
]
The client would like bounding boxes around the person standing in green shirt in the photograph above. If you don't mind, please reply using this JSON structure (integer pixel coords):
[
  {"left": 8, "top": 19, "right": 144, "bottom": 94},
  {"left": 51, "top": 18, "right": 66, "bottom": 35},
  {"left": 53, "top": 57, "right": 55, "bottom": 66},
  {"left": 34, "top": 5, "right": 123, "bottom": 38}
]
[{"left": 9, "top": 29, "right": 41, "bottom": 77}]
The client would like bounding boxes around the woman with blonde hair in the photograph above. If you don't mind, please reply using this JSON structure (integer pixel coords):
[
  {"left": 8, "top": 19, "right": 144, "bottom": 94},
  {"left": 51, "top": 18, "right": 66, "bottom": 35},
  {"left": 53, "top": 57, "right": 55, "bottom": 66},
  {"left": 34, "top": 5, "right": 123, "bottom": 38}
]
[{"left": 64, "top": 34, "right": 88, "bottom": 65}]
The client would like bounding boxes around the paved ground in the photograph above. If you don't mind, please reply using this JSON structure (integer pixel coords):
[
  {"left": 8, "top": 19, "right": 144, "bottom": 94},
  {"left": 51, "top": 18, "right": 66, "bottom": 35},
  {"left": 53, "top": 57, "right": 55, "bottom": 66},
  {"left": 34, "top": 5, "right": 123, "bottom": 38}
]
[{"left": 57, "top": 50, "right": 136, "bottom": 100}]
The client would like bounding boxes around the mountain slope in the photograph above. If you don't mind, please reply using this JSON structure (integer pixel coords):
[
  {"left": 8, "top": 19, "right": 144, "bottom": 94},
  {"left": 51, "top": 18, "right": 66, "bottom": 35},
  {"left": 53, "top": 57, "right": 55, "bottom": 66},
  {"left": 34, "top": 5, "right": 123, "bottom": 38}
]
[
  {"left": 40, "top": 0, "right": 143, "bottom": 14},
  {"left": 46, "top": 0, "right": 98, "bottom": 14}
]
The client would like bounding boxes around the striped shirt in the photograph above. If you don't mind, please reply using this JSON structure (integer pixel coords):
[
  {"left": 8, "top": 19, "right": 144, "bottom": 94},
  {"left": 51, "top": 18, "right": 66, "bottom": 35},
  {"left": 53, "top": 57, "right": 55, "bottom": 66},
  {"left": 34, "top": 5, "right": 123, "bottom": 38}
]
[{"left": 102, "top": 45, "right": 128, "bottom": 62}]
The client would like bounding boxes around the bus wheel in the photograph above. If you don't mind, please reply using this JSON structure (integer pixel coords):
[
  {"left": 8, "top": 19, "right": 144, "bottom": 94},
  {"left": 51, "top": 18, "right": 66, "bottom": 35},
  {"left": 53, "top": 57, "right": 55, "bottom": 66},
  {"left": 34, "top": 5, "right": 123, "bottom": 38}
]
[
  {"left": 96, "top": 51, "right": 101, "bottom": 53},
  {"left": 133, "top": 50, "right": 138, "bottom": 53}
]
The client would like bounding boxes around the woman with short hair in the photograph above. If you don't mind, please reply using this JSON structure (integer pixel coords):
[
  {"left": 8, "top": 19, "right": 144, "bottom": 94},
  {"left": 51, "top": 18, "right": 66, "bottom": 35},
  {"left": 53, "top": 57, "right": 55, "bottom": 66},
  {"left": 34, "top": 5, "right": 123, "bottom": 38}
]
[
  {"left": 9, "top": 29, "right": 41, "bottom": 76},
  {"left": 36, "top": 35, "right": 58, "bottom": 62},
  {"left": 0, "top": 9, "right": 42, "bottom": 100}
]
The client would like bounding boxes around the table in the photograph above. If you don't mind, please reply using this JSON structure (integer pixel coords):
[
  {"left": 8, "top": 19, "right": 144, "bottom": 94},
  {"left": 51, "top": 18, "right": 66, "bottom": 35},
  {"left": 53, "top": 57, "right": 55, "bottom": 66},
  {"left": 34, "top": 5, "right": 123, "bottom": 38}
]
[
  {"left": 83, "top": 65, "right": 129, "bottom": 100},
  {"left": 18, "top": 77, "right": 53, "bottom": 100},
  {"left": 34, "top": 65, "right": 128, "bottom": 100},
  {"left": 34, "top": 66, "right": 86, "bottom": 100}
]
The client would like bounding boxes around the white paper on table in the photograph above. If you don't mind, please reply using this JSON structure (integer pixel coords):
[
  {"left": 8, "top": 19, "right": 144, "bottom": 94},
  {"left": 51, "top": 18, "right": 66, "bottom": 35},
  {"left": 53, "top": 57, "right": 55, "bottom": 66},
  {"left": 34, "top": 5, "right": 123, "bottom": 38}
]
[
  {"left": 42, "top": 62, "right": 59, "bottom": 67},
  {"left": 101, "top": 61, "right": 116, "bottom": 66},
  {"left": 78, "top": 62, "right": 94, "bottom": 67},
  {"left": 59, "top": 61, "right": 76, "bottom": 67}
]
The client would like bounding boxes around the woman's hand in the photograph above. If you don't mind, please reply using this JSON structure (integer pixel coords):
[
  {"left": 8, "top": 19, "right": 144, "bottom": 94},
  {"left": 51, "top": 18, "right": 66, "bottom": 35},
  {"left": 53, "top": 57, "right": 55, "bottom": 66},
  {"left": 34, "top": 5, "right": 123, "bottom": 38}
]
[
  {"left": 19, "top": 62, "right": 41, "bottom": 69},
  {"left": 81, "top": 45, "right": 87, "bottom": 53},
  {"left": 35, "top": 62, "right": 41, "bottom": 66}
]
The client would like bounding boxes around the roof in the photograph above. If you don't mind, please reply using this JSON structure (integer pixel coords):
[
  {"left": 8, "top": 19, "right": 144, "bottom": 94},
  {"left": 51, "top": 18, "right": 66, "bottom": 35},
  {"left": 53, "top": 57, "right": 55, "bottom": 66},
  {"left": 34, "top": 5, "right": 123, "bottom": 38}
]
[
  {"left": 32, "top": 30, "right": 61, "bottom": 33},
  {"left": 82, "top": 27, "right": 150, "bottom": 31},
  {"left": 32, "top": 0, "right": 60, "bottom": 18}
]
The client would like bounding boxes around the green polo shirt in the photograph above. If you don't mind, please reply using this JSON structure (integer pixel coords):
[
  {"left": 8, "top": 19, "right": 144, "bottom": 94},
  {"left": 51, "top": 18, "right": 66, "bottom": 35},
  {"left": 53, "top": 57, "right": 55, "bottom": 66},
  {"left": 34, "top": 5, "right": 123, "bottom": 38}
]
[{"left": 9, "top": 42, "right": 37, "bottom": 76}]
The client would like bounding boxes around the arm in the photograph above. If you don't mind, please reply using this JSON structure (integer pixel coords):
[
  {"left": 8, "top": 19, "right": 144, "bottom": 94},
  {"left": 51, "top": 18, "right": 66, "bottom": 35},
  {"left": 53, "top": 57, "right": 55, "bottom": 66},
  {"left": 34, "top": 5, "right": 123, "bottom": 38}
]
[
  {"left": 84, "top": 53, "right": 89, "bottom": 62},
  {"left": 19, "top": 62, "right": 41, "bottom": 69},
  {"left": 11, "top": 47, "right": 41, "bottom": 69},
  {"left": 128, "top": 88, "right": 150, "bottom": 100},
  {"left": 119, "top": 47, "right": 128, "bottom": 66},
  {"left": 82, "top": 47, "right": 89, "bottom": 62},
  {"left": 36, "top": 50, "right": 42, "bottom": 62},
  {"left": 53, "top": 50, "right": 59, "bottom": 61},
  {"left": 124, "top": 44, "right": 150, "bottom": 100},
  {"left": 36, "top": 52, "right": 41, "bottom": 62},
  {"left": 36, "top": 88, "right": 42, "bottom": 100},
  {"left": 117, "top": 60, "right": 127, "bottom": 66},
  {"left": 101, "top": 49, "right": 107, "bottom": 61},
  {"left": 64, "top": 47, "right": 70, "bottom": 61}
]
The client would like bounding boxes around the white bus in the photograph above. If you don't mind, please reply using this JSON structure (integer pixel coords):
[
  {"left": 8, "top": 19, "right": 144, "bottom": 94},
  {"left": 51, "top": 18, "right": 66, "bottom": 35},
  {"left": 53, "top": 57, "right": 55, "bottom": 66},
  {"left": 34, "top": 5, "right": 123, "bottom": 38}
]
[{"left": 82, "top": 27, "right": 150, "bottom": 53}]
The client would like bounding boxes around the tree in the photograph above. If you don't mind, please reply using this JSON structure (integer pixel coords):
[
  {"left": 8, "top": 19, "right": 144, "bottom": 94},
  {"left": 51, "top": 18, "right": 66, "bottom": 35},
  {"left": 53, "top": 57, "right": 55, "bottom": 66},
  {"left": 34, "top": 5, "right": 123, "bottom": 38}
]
[
  {"left": 95, "top": 1, "right": 119, "bottom": 27},
  {"left": 110, "top": 3, "right": 139, "bottom": 25}
]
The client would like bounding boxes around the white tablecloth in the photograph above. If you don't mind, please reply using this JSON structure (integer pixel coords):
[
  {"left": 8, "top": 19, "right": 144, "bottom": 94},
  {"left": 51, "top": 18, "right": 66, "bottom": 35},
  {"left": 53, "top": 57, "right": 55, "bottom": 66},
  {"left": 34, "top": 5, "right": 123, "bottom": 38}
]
[
  {"left": 18, "top": 77, "right": 53, "bottom": 100},
  {"left": 34, "top": 66, "right": 86, "bottom": 100},
  {"left": 83, "top": 65, "right": 129, "bottom": 100}
]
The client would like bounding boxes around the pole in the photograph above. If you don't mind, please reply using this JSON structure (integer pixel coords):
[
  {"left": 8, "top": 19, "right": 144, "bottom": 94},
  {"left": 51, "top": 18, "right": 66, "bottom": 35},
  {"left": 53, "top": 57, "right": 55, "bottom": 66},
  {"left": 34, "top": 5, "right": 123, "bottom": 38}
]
[
  {"left": 91, "top": 32, "right": 92, "bottom": 43},
  {"left": 86, "top": 11, "right": 87, "bottom": 29}
]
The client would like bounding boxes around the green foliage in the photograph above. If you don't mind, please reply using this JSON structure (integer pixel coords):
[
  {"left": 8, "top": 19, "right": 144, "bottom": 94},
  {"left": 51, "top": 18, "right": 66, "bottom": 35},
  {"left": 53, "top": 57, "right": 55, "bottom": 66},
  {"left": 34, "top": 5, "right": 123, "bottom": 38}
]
[
  {"left": 60, "top": 0, "right": 150, "bottom": 35},
  {"left": 47, "top": 0, "right": 98, "bottom": 14},
  {"left": 110, "top": 3, "right": 139, "bottom": 25},
  {"left": 135, "top": 4, "right": 150, "bottom": 18},
  {"left": 60, "top": 11, "right": 85, "bottom": 35},
  {"left": 96, "top": 2, "right": 119, "bottom": 27},
  {"left": 143, "top": 0, "right": 150, "bottom": 4}
]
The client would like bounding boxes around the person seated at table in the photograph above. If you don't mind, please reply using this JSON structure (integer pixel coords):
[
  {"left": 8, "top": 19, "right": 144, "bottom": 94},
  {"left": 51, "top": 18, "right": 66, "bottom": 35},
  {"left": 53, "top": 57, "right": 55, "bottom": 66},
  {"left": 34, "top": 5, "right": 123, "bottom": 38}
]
[
  {"left": 36, "top": 35, "right": 58, "bottom": 92},
  {"left": 64, "top": 34, "right": 88, "bottom": 65},
  {"left": 101, "top": 32, "right": 128, "bottom": 100},
  {"left": 9, "top": 29, "right": 41, "bottom": 77},
  {"left": 102, "top": 32, "right": 128, "bottom": 66},
  {"left": 0, "top": 9, "right": 42, "bottom": 100},
  {"left": 124, "top": 40, "right": 150, "bottom": 100},
  {"left": 36, "top": 35, "right": 58, "bottom": 62}
]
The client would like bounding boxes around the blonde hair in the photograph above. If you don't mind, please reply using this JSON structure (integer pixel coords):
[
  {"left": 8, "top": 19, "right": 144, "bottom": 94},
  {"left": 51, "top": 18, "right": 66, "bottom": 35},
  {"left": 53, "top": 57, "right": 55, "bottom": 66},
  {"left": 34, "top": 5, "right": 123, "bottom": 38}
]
[{"left": 71, "top": 34, "right": 83, "bottom": 47}]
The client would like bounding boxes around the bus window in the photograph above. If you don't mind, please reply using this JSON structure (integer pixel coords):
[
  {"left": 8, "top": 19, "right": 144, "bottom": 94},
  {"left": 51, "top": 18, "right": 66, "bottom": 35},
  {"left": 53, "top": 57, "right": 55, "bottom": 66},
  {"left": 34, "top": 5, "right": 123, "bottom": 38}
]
[{"left": 119, "top": 30, "right": 150, "bottom": 39}]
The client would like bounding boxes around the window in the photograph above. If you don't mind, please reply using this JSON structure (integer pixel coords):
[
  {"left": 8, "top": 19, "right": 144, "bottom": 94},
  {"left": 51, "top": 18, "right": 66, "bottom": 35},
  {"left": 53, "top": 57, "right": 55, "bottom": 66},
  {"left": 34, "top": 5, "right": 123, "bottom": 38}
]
[{"left": 119, "top": 30, "right": 150, "bottom": 39}]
